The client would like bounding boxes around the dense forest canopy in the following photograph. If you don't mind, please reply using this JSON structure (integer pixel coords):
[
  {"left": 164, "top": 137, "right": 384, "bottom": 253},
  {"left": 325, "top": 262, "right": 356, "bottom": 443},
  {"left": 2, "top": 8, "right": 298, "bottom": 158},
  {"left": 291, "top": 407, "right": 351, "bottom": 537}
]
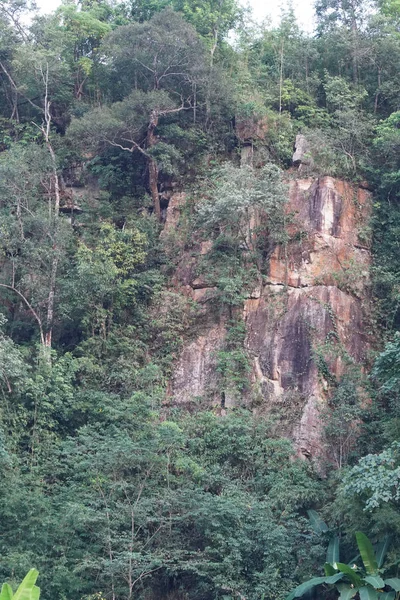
[{"left": 0, "top": 0, "right": 399, "bottom": 599}]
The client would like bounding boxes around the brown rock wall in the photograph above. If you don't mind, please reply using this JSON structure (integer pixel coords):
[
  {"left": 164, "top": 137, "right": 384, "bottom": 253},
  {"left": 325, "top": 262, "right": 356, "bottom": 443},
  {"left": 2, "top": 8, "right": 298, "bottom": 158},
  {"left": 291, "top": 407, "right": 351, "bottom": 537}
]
[
  {"left": 269, "top": 177, "right": 371, "bottom": 292},
  {"left": 170, "top": 323, "right": 226, "bottom": 405},
  {"left": 168, "top": 177, "right": 373, "bottom": 460}
]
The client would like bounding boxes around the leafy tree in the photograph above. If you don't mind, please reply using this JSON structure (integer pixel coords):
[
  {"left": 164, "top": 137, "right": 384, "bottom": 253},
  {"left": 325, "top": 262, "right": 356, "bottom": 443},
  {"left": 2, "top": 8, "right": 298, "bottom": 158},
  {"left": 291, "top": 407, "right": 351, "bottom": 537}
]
[
  {"left": 69, "top": 9, "right": 208, "bottom": 218},
  {"left": 373, "top": 111, "right": 400, "bottom": 191},
  {"left": 373, "top": 334, "right": 400, "bottom": 394},
  {"left": 172, "top": 0, "right": 243, "bottom": 61},
  {"left": 315, "top": 0, "right": 374, "bottom": 82},
  {"left": 71, "top": 221, "right": 147, "bottom": 335},
  {"left": 0, "top": 142, "right": 71, "bottom": 350},
  {"left": 32, "top": 0, "right": 112, "bottom": 103},
  {"left": 322, "top": 375, "right": 364, "bottom": 469},
  {"left": 343, "top": 442, "right": 400, "bottom": 511}
]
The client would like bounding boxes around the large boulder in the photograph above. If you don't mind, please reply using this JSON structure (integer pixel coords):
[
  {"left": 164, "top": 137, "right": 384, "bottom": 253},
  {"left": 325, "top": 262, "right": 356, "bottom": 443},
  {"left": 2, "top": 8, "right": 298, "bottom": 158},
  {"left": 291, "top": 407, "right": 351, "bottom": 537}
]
[{"left": 293, "top": 134, "right": 311, "bottom": 167}]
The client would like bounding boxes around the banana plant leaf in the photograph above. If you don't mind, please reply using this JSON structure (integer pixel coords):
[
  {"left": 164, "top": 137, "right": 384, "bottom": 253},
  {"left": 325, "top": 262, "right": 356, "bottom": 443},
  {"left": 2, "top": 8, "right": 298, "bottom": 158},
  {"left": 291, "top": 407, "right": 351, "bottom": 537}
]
[
  {"left": 375, "top": 536, "right": 391, "bottom": 569},
  {"left": 364, "top": 576, "right": 385, "bottom": 589},
  {"left": 31, "top": 586, "right": 40, "bottom": 600},
  {"left": 385, "top": 579, "right": 400, "bottom": 592},
  {"left": 337, "top": 584, "right": 359, "bottom": 600},
  {"left": 286, "top": 577, "right": 327, "bottom": 600},
  {"left": 307, "top": 510, "right": 329, "bottom": 533},
  {"left": 356, "top": 532, "right": 378, "bottom": 575},
  {"left": 0, "top": 584, "right": 13, "bottom": 600},
  {"left": 359, "top": 586, "right": 378, "bottom": 600},
  {"left": 327, "top": 536, "right": 340, "bottom": 564},
  {"left": 334, "top": 563, "right": 363, "bottom": 587},
  {"left": 324, "top": 563, "right": 337, "bottom": 576},
  {"left": 325, "top": 573, "right": 345, "bottom": 584},
  {"left": 13, "top": 569, "right": 39, "bottom": 600},
  {"left": 379, "top": 593, "right": 395, "bottom": 600}
]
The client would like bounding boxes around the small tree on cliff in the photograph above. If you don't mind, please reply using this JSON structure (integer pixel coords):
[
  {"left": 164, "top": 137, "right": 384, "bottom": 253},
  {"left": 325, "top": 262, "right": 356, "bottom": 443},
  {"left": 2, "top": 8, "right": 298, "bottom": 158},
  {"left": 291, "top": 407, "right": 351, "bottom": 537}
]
[
  {"left": 68, "top": 9, "right": 208, "bottom": 219},
  {"left": 196, "top": 163, "right": 288, "bottom": 306}
]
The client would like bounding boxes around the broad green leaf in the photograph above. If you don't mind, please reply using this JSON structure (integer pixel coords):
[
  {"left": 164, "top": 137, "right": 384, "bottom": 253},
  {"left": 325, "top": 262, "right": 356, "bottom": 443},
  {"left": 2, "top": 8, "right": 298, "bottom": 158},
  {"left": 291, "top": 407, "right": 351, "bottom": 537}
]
[
  {"left": 334, "top": 563, "right": 363, "bottom": 587},
  {"left": 325, "top": 573, "right": 344, "bottom": 584},
  {"left": 0, "top": 584, "right": 13, "bottom": 600},
  {"left": 13, "top": 570, "right": 39, "bottom": 600},
  {"left": 359, "top": 586, "right": 378, "bottom": 600},
  {"left": 290, "top": 577, "right": 327, "bottom": 598},
  {"left": 385, "top": 579, "right": 400, "bottom": 592},
  {"left": 307, "top": 509, "right": 329, "bottom": 533},
  {"left": 356, "top": 532, "right": 378, "bottom": 575},
  {"left": 337, "top": 584, "right": 358, "bottom": 600},
  {"left": 364, "top": 576, "right": 385, "bottom": 589},
  {"left": 379, "top": 593, "right": 395, "bottom": 600},
  {"left": 327, "top": 536, "right": 340, "bottom": 564},
  {"left": 31, "top": 586, "right": 40, "bottom": 600},
  {"left": 324, "top": 563, "right": 337, "bottom": 576},
  {"left": 375, "top": 536, "right": 391, "bottom": 569}
]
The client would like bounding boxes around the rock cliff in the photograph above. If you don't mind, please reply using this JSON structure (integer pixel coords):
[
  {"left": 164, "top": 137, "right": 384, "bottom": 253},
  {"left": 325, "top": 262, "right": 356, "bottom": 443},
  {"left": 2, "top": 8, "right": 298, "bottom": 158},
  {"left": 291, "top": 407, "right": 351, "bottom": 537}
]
[{"left": 166, "top": 175, "right": 373, "bottom": 460}]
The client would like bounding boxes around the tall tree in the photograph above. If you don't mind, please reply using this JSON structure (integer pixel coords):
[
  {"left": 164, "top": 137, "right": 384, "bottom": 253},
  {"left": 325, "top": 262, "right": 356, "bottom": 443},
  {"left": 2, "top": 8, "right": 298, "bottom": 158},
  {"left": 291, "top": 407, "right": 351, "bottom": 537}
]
[
  {"left": 69, "top": 9, "right": 208, "bottom": 219},
  {"left": 315, "top": 0, "right": 375, "bottom": 82}
]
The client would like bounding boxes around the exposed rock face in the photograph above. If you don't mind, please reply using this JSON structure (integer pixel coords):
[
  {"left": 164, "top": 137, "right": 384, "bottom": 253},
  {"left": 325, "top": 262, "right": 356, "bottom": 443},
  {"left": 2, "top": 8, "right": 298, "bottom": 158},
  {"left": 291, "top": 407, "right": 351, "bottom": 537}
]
[
  {"left": 236, "top": 116, "right": 269, "bottom": 143},
  {"left": 162, "top": 192, "right": 186, "bottom": 232},
  {"left": 244, "top": 285, "right": 368, "bottom": 457},
  {"left": 293, "top": 134, "right": 311, "bottom": 167},
  {"left": 168, "top": 176, "right": 372, "bottom": 460},
  {"left": 171, "top": 324, "right": 226, "bottom": 405},
  {"left": 268, "top": 177, "right": 371, "bottom": 292}
]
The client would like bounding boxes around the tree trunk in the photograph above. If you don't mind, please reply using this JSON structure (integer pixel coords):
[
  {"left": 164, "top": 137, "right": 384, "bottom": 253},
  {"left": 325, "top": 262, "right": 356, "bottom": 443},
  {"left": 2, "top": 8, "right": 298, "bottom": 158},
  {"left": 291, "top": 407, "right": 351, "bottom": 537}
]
[
  {"left": 43, "top": 140, "right": 61, "bottom": 351},
  {"left": 279, "top": 39, "right": 284, "bottom": 114},
  {"left": 44, "top": 249, "right": 58, "bottom": 348},
  {"left": 350, "top": 1, "right": 358, "bottom": 83},
  {"left": 147, "top": 110, "right": 161, "bottom": 220},
  {"left": 149, "top": 158, "right": 160, "bottom": 219},
  {"left": 374, "top": 67, "right": 381, "bottom": 114}
]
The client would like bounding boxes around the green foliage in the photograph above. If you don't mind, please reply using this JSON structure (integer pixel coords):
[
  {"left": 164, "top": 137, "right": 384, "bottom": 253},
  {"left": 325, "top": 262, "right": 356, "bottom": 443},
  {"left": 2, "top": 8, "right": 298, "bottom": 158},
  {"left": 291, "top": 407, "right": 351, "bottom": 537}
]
[
  {"left": 343, "top": 443, "right": 400, "bottom": 511},
  {"left": 1, "top": 2, "right": 400, "bottom": 600},
  {"left": 0, "top": 569, "right": 40, "bottom": 600},
  {"left": 0, "top": 401, "right": 323, "bottom": 600},
  {"left": 196, "top": 162, "right": 287, "bottom": 305},
  {"left": 216, "top": 318, "right": 251, "bottom": 400},
  {"left": 70, "top": 221, "right": 147, "bottom": 335},
  {"left": 372, "top": 112, "right": 400, "bottom": 192},
  {"left": 324, "top": 75, "right": 368, "bottom": 112},
  {"left": 372, "top": 334, "right": 400, "bottom": 394},
  {"left": 0, "top": 314, "right": 27, "bottom": 395},
  {"left": 321, "top": 373, "right": 365, "bottom": 468},
  {"left": 172, "top": 0, "right": 243, "bottom": 47},
  {"left": 286, "top": 532, "right": 397, "bottom": 600}
]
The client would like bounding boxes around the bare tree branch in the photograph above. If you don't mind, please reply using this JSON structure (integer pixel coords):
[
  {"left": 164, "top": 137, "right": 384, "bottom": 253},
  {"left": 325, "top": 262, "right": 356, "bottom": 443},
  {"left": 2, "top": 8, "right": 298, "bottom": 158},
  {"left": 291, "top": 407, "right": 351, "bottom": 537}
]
[{"left": 0, "top": 283, "right": 44, "bottom": 345}]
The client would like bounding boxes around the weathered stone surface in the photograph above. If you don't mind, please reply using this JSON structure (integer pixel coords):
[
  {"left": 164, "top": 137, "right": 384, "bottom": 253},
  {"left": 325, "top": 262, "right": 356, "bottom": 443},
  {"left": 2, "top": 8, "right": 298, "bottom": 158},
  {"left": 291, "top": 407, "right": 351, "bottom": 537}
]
[
  {"left": 241, "top": 146, "right": 254, "bottom": 167},
  {"left": 244, "top": 284, "right": 368, "bottom": 457},
  {"left": 168, "top": 176, "right": 373, "bottom": 460},
  {"left": 268, "top": 177, "right": 371, "bottom": 291},
  {"left": 163, "top": 192, "right": 186, "bottom": 232},
  {"left": 247, "top": 177, "right": 372, "bottom": 457},
  {"left": 171, "top": 323, "right": 225, "bottom": 405},
  {"left": 191, "top": 287, "right": 218, "bottom": 303},
  {"left": 293, "top": 134, "right": 311, "bottom": 167},
  {"left": 236, "top": 116, "right": 269, "bottom": 143}
]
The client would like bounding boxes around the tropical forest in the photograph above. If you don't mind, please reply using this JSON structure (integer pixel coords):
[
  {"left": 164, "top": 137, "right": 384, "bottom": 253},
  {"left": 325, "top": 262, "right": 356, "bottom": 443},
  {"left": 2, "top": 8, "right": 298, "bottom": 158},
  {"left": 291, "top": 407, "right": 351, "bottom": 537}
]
[{"left": 0, "top": 0, "right": 399, "bottom": 598}]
